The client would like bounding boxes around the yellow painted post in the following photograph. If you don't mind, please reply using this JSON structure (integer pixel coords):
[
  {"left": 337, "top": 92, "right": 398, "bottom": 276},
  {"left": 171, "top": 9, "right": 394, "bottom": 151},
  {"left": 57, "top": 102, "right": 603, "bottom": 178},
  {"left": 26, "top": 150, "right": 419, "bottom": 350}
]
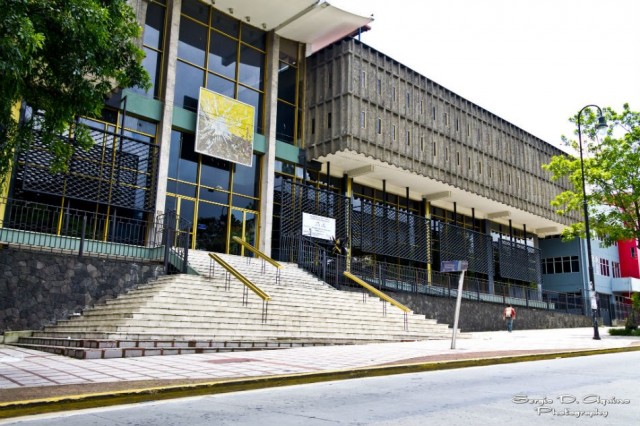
[
  {"left": 0, "top": 102, "right": 22, "bottom": 222},
  {"left": 345, "top": 175, "right": 352, "bottom": 272}
]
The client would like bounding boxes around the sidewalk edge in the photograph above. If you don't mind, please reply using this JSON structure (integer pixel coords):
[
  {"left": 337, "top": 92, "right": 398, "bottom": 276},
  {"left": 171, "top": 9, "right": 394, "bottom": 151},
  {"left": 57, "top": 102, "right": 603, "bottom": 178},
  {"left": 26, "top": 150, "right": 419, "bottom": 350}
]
[{"left": 2, "top": 346, "right": 639, "bottom": 420}]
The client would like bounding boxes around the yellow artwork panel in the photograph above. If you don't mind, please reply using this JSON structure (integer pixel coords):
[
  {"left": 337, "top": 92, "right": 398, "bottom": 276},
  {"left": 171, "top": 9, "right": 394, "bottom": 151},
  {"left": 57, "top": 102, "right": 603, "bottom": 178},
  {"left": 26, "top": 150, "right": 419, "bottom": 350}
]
[{"left": 195, "top": 88, "right": 255, "bottom": 167}]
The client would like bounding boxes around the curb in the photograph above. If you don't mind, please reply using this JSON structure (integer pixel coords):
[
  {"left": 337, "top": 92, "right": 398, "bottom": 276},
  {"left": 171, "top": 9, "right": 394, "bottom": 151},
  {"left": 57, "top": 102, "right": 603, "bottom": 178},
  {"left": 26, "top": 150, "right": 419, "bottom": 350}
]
[{"left": 2, "top": 345, "right": 639, "bottom": 420}]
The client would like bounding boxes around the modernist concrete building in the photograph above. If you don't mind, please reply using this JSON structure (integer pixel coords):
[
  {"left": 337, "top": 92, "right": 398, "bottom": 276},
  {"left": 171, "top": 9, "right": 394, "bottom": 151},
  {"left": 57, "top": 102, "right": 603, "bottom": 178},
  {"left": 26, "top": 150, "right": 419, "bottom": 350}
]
[{"left": 2, "top": 0, "right": 591, "bottom": 299}]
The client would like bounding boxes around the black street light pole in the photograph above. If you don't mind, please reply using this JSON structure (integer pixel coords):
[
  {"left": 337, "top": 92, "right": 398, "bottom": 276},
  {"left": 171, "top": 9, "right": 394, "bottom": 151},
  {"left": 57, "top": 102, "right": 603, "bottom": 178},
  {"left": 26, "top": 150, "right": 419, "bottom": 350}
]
[{"left": 576, "top": 104, "right": 607, "bottom": 340}]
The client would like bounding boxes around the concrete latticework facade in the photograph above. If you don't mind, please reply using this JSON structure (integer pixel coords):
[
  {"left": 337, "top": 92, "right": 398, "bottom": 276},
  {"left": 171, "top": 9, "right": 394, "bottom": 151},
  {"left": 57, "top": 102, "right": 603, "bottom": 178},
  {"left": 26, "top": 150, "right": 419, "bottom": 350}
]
[{"left": 306, "top": 39, "right": 576, "bottom": 232}]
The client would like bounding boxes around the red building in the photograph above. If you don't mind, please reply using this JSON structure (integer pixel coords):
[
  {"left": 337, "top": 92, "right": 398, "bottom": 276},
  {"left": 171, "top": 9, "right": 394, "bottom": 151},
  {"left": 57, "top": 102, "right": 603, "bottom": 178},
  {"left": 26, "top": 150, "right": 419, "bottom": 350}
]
[{"left": 618, "top": 240, "right": 640, "bottom": 280}]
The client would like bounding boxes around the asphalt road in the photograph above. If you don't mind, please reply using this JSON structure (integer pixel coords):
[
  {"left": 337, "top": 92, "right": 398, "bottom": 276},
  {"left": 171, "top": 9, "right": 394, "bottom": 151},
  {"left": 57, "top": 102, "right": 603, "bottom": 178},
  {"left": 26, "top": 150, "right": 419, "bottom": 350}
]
[{"left": 3, "top": 351, "right": 639, "bottom": 426}]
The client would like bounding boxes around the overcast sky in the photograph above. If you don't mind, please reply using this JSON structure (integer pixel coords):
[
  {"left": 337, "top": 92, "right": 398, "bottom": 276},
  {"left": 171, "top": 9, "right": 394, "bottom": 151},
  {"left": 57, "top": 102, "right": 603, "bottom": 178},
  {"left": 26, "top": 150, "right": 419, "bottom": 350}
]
[{"left": 334, "top": 0, "right": 640, "bottom": 150}]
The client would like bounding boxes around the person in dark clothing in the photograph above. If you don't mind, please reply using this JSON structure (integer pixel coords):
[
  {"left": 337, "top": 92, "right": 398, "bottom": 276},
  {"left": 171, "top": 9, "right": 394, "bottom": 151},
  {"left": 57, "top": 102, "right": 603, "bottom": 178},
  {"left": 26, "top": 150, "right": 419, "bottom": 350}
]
[{"left": 332, "top": 237, "right": 346, "bottom": 256}]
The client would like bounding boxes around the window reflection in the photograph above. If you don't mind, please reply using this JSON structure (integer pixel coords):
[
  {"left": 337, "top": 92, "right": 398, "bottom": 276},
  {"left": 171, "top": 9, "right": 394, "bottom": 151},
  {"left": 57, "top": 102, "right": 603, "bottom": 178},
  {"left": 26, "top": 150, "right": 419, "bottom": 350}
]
[
  {"left": 207, "top": 73, "right": 235, "bottom": 98},
  {"left": 143, "top": 3, "right": 165, "bottom": 49},
  {"left": 276, "top": 102, "right": 295, "bottom": 143},
  {"left": 178, "top": 17, "right": 207, "bottom": 67},
  {"left": 239, "top": 46, "right": 264, "bottom": 90},
  {"left": 209, "top": 32, "right": 237, "bottom": 79},
  {"left": 237, "top": 86, "right": 263, "bottom": 134},
  {"left": 278, "top": 62, "right": 296, "bottom": 103},
  {"left": 181, "top": 0, "right": 209, "bottom": 24},
  {"left": 212, "top": 10, "right": 239, "bottom": 37},
  {"left": 174, "top": 62, "right": 204, "bottom": 110},
  {"left": 196, "top": 202, "right": 228, "bottom": 252},
  {"left": 233, "top": 155, "right": 259, "bottom": 197}
]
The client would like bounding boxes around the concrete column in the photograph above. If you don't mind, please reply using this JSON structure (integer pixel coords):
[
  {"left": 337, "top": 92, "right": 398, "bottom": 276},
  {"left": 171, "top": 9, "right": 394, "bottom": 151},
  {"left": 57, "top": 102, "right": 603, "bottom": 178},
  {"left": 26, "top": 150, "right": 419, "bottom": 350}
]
[
  {"left": 533, "top": 234, "right": 542, "bottom": 294},
  {"left": 153, "top": 0, "right": 181, "bottom": 218},
  {"left": 130, "top": 0, "right": 148, "bottom": 50},
  {"left": 258, "top": 32, "right": 280, "bottom": 256}
]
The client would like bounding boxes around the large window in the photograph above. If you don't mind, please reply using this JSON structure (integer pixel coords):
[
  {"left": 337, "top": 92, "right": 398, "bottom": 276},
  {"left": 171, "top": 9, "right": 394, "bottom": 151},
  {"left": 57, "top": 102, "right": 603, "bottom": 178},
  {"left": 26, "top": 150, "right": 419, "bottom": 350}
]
[
  {"left": 276, "top": 38, "right": 304, "bottom": 146},
  {"left": 175, "top": 0, "right": 265, "bottom": 134},
  {"left": 166, "top": 129, "right": 261, "bottom": 252},
  {"left": 612, "top": 261, "right": 621, "bottom": 278},
  {"left": 542, "top": 256, "right": 580, "bottom": 274},
  {"left": 597, "top": 257, "right": 611, "bottom": 276},
  {"left": 135, "top": 0, "right": 167, "bottom": 98}
]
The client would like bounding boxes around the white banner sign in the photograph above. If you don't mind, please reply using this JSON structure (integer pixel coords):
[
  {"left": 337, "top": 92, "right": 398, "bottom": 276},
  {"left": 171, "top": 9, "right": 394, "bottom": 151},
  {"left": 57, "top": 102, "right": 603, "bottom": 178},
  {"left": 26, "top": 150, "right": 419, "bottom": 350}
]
[{"left": 302, "top": 213, "right": 335, "bottom": 241}]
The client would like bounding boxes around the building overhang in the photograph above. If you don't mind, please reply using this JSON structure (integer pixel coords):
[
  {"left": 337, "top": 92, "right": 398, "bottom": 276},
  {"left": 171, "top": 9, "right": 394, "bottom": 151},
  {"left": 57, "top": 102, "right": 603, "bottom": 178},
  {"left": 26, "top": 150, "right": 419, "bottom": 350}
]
[
  {"left": 210, "top": 0, "right": 373, "bottom": 55},
  {"left": 316, "top": 149, "right": 568, "bottom": 236},
  {"left": 611, "top": 277, "right": 640, "bottom": 293}
]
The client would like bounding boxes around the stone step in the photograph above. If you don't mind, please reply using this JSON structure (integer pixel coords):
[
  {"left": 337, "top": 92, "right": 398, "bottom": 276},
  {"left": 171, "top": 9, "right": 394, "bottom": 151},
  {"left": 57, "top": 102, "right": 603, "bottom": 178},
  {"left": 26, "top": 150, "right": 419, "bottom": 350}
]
[
  {"left": 39, "top": 329, "right": 448, "bottom": 343},
  {"left": 16, "top": 336, "right": 338, "bottom": 350},
  {"left": 70, "top": 309, "right": 421, "bottom": 330},
  {"left": 45, "top": 316, "right": 443, "bottom": 333},
  {"left": 62, "top": 306, "right": 434, "bottom": 323},
  {"left": 22, "top": 251, "right": 455, "bottom": 359},
  {"left": 90, "top": 290, "right": 412, "bottom": 315},
  {"left": 93, "top": 295, "right": 412, "bottom": 315},
  {"left": 14, "top": 343, "right": 285, "bottom": 360},
  {"left": 46, "top": 321, "right": 443, "bottom": 338},
  {"left": 37, "top": 327, "right": 449, "bottom": 342},
  {"left": 14, "top": 337, "right": 336, "bottom": 359},
  {"left": 29, "top": 331, "right": 411, "bottom": 344}
]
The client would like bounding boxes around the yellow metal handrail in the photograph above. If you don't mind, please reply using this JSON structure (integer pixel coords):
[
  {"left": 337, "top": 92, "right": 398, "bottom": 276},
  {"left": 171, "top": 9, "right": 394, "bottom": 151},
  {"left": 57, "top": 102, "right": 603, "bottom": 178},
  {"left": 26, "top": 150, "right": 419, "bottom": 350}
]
[
  {"left": 232, "top": 236, "right": 282, "bottom": 270},
  {"left": 343, "top": 271, "right": 411, "bottom": 313},
  {"left": 208, "top": 253, "right": 271, "bottom": 302}
]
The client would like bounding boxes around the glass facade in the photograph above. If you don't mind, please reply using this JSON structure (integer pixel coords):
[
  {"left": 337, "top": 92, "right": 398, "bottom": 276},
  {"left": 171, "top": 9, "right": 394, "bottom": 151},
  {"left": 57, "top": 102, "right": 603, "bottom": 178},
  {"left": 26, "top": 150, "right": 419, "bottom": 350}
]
[
  {"left": 133, "top": 0, "right": 166, "bottom": 99},
  {"left": 9, "top": 108, "right": 158, "bottom": 244},
  {"left": 175, "top": 0, "right": 265, "bottom": 134},
  {"left": 166, "top": 129, "right": 261, "bottom": 253}
]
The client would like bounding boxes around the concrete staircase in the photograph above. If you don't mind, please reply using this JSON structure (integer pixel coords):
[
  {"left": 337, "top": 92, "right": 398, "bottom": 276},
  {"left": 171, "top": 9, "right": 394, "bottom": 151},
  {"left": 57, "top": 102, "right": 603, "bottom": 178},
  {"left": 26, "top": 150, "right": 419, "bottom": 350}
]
[{"left": 16, "top": 251, "right": 455, "bottom": 358}]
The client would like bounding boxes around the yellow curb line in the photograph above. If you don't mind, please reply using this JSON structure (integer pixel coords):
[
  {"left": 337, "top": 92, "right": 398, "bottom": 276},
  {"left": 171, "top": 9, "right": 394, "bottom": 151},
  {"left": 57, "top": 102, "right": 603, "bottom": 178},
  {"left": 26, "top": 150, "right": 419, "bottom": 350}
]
[{"left": 1, "top": 345, "right": 639, "bottom": 420}]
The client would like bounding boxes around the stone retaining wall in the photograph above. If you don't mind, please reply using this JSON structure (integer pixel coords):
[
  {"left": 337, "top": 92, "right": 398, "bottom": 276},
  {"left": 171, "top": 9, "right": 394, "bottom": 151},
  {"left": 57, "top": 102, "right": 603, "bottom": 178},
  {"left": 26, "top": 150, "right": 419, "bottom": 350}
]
[
  {"left": 339, "top": 285, "right": 593, "bottom": 331},
  {"left": 392, "top": 292, "right": 594, "bottom": 332},
  {"left": 0, "top": 248, "right": 164, "bottom": 332}
]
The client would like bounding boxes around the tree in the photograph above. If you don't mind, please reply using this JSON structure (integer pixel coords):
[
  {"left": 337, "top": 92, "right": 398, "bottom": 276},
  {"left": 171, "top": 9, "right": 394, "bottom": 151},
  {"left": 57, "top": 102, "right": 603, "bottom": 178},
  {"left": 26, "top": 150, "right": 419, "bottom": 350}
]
[
  {"left": 0, "top": 0, "right": 150, "bottom": 182},
  {"left": 543, "top": 104, "right": 640, "bottom": 250}
]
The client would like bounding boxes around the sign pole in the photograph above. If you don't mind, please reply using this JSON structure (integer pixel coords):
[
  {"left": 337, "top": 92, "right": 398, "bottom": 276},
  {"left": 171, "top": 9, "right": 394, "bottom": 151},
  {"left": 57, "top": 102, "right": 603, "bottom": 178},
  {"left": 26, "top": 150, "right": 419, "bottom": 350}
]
[{"left": 451, "top": 269, "right": 466, "bottom": 349}]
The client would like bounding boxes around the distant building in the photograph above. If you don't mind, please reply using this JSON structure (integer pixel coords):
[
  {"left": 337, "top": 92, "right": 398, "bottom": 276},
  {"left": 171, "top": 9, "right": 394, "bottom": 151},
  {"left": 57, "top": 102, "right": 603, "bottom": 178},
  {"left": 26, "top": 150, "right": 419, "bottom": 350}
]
[{"left": 540, "top": 235, "right": 639, "bottom": 323}]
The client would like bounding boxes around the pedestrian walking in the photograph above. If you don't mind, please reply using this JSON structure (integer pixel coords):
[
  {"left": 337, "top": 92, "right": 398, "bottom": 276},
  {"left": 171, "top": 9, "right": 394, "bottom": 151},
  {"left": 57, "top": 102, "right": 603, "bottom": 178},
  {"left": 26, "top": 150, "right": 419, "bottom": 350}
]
[{"left": 503, "top": 304, "right": 516, "bottom": 332}]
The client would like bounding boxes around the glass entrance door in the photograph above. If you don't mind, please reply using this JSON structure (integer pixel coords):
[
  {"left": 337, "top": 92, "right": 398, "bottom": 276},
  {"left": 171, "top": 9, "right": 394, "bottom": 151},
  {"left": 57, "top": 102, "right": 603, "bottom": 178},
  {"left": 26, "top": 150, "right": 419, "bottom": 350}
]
[{"left": 229, "top": 208, "right": 257, "bottom": 256}]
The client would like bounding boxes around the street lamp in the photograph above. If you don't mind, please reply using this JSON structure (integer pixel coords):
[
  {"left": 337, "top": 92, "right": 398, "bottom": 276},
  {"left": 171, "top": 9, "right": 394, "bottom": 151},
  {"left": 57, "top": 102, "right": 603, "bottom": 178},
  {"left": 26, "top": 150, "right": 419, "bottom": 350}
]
[{"left": 576, "top": 104, "right": 607, "bottom": 340}]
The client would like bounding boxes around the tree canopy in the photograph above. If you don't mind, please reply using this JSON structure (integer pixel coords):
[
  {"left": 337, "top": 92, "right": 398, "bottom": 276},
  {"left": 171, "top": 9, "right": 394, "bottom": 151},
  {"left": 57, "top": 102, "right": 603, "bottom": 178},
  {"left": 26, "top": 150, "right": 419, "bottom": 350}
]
[
  {"left": 0, "top": 0, "right": 150, "bottom": 181},
  {"left": 543, "top": 104, "right": 640, "bottom": 248}
]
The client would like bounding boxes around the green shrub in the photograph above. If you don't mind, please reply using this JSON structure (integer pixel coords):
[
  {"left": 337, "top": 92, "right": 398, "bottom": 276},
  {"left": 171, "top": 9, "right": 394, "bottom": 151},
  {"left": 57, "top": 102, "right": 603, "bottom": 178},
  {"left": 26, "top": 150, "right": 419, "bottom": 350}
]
[{"left": 608, "top": 327, "right": 640, "bottom": 336}]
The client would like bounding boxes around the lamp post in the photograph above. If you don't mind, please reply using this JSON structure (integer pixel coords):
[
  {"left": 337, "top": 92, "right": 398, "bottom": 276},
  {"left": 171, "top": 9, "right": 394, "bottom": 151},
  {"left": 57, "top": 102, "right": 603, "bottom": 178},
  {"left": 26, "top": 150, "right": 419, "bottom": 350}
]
[{"left": 576, "top": 104, "right": 607, "bottom": 340}]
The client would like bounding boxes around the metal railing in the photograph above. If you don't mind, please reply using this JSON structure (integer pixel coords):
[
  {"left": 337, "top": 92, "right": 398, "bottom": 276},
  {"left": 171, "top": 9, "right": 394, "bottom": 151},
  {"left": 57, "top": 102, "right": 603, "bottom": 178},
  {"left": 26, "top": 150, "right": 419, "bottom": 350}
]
[
  {"left": 279, "top": 234, "right": 588, "bottom": 315},
  {"left": 232, "top": 236, "right": 282, "bottom": 285},
  {"left": 208, "top": 253, "right": 270, "bottom": 323},
  {"left": 0, "top": 196, "right": 190, "bottom": 274},
  {"left": 343, "top": 271, "right": 410, "bottom": 330}
]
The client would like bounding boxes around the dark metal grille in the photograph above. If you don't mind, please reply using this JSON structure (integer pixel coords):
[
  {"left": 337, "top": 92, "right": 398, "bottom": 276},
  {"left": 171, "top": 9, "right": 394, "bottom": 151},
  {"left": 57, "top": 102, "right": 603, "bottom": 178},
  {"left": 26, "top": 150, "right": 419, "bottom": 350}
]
[
  {"left": 435, "top": 221, "right": 492, "bottom": 274},
  {"left": 16, "top": 124, "right": 158, "bottom": 212},
  {"left": 0, "top": 196, "right": 190, "bottom": 272},
  {"left": 351, "top": 200, "right": 427, "bottom": 263},
  {"left": 496, "top": 239, "right": 541, "bottom": 283},
  {"left": 280, "top": 234, "right": 585, "bottom": 316},
  {"left": 277, "top": 179, "right": 349, "bottom": 242}
]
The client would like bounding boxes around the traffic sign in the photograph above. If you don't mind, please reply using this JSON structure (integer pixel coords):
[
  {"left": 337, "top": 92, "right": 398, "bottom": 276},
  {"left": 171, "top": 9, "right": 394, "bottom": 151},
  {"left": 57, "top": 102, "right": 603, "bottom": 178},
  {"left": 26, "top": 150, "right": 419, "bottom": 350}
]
[{"left": 440, "top": 260, "right": 469, "bottom": 272}]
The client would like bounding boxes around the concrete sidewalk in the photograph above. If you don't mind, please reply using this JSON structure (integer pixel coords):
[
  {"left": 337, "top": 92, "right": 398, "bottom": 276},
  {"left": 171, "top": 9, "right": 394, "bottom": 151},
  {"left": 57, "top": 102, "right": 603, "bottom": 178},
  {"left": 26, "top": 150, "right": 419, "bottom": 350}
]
[{"left": 1, "top": 327, "right": 639, "bottom": 419}]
